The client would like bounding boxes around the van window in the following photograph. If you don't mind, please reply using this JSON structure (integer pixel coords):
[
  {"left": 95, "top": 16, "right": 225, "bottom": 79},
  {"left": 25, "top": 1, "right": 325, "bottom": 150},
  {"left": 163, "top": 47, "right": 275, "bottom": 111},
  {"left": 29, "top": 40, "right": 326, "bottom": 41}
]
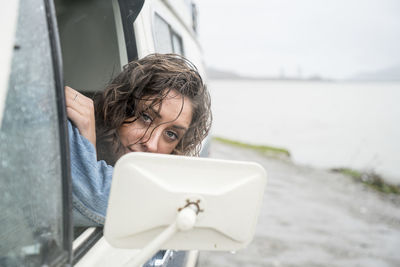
[
  {"left": 0, "top": 0, "right": 67, "bottom": 266},
  {"left": 154, "top": 14, "right": 184, "bottom": 55},
  {"left": 55, "top": 0, "right": 122, "bottom": 95},
  {"left": 171, "top": 32, "right": 184, "bottom": 55},
  {"left": 154, "top": 14, "right": 174, "bottom": 53}
]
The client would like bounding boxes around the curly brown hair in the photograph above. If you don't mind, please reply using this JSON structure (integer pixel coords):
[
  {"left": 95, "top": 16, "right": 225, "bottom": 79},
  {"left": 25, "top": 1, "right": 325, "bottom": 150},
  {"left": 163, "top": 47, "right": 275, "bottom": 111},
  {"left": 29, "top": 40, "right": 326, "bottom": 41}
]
[{"left": 94, "top": 53, "right": 212, "bottom": 165}]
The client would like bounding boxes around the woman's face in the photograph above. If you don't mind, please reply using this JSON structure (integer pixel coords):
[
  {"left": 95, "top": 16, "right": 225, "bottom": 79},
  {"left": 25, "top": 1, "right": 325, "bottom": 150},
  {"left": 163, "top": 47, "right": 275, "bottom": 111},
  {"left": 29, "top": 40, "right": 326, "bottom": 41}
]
[{"left": 118, "top": 89, "right": 193, "bottom": 155}]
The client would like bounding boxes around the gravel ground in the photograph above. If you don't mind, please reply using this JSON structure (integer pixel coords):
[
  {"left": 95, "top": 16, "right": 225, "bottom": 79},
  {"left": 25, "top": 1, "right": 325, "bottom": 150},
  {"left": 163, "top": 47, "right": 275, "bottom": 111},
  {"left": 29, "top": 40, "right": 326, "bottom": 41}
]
[{"left": 197, "top": 141, "right": 400, "bottom": 267}]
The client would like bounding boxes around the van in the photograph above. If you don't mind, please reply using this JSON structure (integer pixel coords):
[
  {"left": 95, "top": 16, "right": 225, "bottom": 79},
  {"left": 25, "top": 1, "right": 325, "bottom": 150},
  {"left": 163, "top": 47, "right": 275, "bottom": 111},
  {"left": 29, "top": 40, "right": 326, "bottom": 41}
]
[
  {"left": 0, "top": 0, "right": 205, "bottom": 266},
  {"left": 1, "top": 1, "right": 266, "bottom": 266}
]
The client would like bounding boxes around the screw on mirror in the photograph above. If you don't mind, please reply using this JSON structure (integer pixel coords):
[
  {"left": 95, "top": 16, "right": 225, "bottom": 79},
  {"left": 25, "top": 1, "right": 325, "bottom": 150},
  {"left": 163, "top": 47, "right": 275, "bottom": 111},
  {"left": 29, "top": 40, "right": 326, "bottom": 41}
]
[{"left": 178, "top": 199, "right": 204, "bottom": 215}]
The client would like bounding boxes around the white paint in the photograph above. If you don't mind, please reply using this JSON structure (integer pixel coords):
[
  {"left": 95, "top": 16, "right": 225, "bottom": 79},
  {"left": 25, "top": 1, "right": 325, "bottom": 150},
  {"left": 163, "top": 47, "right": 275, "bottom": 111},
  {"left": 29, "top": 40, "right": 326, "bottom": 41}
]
[{"left": 0, "top": 1, "right": 19, "bottom": 127}]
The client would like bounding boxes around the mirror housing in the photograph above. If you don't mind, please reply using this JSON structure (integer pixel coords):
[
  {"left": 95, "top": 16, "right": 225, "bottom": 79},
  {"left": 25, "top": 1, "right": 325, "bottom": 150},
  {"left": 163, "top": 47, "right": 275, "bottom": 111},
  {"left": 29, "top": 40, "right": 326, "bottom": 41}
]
[{"left": 104, "top": 152, "right": 267, "bottom": 252}]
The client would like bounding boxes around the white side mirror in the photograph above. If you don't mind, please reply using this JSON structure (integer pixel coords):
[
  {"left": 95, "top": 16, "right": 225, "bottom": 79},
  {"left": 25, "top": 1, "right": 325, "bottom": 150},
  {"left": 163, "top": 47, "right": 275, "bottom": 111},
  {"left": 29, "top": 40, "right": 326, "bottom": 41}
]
[{"left": 104, "top": 152, "right": 267, "bottom": 266}]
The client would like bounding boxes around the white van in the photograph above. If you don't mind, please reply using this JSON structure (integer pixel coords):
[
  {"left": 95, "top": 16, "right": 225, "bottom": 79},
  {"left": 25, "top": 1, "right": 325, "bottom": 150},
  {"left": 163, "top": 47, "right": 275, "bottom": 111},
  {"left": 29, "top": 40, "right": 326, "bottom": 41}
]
[
  {"left": 0, "top": 0, "right": 205, "bottom": 266},
  {"left": 0, "top": 1, "right": 266, "bottom": 266}
]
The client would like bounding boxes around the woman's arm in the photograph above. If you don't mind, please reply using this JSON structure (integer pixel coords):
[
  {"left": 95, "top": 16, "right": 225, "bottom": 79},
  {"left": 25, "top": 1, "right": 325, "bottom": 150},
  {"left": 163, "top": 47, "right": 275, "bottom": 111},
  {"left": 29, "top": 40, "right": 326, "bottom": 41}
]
[
  {"left": 65, "top": 86, "right": 97, "bottom": 149},
  {"left": 65, "top": 86, "right": 113, "bottom": 226},
  {"left": 68, "top": 120, "right": 113, "bottom": 226}
]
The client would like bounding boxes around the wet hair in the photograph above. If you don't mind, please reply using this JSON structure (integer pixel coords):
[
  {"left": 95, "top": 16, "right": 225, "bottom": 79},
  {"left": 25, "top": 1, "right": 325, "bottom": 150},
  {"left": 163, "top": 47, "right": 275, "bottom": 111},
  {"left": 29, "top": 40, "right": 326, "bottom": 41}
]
[{"left": 94, "top": 53, "right": 212, "bottom": 165}]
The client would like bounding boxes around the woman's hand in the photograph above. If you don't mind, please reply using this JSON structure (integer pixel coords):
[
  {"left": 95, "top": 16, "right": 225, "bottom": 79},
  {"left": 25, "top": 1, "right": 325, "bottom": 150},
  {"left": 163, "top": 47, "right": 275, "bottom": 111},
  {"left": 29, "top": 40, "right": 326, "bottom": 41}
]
[{"left": 65, "top": 86, "right": 96, "bottom": 148}]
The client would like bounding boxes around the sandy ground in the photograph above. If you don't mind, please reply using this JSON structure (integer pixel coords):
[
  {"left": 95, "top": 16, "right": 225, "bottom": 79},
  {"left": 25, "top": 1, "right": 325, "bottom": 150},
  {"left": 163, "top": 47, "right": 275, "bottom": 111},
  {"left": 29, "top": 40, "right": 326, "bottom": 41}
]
[{"left": 197, "top": 141, "right": 400, "bottom": 267}]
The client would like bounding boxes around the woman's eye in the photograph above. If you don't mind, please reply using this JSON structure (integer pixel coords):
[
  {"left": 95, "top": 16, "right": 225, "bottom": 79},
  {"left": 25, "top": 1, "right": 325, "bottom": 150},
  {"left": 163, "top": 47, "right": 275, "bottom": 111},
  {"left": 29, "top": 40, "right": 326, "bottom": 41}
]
[
  {"left": 165, "top": 131, "right": 178, "bottom": 141},
  {"left": 140, "top": 113, "right": 153, "bottom": 123}
]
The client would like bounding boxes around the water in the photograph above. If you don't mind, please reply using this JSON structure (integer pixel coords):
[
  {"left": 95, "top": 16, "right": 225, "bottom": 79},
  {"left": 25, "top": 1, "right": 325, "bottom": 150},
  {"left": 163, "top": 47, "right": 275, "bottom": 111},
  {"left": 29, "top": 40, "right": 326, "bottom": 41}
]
[{"left": 209, "top": 80, "right": 400, "bottom": 183}]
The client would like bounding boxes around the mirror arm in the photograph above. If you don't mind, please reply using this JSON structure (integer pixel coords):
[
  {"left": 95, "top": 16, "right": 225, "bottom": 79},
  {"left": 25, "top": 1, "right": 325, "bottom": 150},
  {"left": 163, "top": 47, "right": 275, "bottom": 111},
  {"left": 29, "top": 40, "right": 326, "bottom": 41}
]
[{"left": 123, "top": 205, "right": 199, "bottom": 267}]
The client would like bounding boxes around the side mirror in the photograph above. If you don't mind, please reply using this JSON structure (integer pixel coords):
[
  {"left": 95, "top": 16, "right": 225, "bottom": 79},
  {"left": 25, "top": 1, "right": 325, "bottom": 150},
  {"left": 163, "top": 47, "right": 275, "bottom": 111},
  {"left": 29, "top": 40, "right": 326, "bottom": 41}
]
[{"left": 104, "top": 152, "right": 267, "bottom": 266}]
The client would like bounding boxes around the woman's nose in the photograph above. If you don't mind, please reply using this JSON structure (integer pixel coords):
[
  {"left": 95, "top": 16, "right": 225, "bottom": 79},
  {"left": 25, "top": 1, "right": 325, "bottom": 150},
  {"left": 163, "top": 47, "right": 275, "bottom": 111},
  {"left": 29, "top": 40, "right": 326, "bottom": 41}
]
[{"left": 143, "top": 129, "right": 161, "bottom": 153}]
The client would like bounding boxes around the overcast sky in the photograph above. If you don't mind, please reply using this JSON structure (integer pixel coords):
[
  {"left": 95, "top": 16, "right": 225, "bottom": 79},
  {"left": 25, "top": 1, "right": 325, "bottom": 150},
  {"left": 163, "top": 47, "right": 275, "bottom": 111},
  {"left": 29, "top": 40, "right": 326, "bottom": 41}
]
[{"left": 196, "top": 0, "right": 400, "bottom": 79}]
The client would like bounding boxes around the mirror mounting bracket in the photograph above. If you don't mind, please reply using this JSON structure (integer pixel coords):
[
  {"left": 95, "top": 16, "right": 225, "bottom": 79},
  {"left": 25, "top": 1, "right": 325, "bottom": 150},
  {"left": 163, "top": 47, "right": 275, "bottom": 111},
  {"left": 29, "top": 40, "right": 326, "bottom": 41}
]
[{"left": 123, "top": 205, "right": 199, "bottom": 267}]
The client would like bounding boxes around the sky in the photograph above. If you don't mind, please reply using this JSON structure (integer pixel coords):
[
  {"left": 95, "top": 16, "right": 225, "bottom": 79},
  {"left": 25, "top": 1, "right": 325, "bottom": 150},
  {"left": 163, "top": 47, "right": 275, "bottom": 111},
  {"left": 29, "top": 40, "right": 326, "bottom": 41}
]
[{"left": 196, "top": 0, "right": 400, "bottom": 79}]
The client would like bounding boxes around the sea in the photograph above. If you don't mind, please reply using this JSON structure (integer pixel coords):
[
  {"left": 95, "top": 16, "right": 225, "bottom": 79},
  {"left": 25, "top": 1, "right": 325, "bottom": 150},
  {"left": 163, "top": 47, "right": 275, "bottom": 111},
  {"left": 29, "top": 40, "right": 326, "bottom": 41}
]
[{"left": 209, "top": 80, "right": 400, "bottom": 184}]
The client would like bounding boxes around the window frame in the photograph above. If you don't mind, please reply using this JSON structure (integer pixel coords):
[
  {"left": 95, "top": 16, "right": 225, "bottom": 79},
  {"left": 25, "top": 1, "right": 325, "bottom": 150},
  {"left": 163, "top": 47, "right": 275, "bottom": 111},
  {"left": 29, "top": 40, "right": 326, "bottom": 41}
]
[
  {"left": 153, "top": 12, "right": 185, "bottom": 56},
  {"left": 118, "top": 0, "right": 144, "bottom": 62},
  {"left": 72, "top": 228, "right": 103, "bottom": 265},
  {"left": 171, "top": 29, "right": 185, "bottom": 55},
  {"left": 52, "top": 0, "right": 144, "bottom": 263},
  {"left": 1, "top": 0, "right": 73, "bottom": 265},
  {"left": 44, "top": 0, "right": 73, "bottom": 264}
]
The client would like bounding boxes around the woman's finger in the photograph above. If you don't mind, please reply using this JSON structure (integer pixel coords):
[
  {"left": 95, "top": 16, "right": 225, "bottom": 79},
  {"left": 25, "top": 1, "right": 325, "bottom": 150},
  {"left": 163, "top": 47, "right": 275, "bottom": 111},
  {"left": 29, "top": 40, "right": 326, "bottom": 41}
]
[
  {"left": 65, "top": 86, "right": 97, "bottom": 148},
  {"left": 65, "top": 86, "right": 80, "bottom": 102},
  {"left": 65, "top": 86, "right": 92, "bottom": 105},
  {"left": 66, "top": 106, "right": 83, "bottom": 126},
  {"left": 66, "top": 95, "right": 92, "bottom": 116},
  {"left": 65, "top": 86, "right": 93, "bottom": 115}
]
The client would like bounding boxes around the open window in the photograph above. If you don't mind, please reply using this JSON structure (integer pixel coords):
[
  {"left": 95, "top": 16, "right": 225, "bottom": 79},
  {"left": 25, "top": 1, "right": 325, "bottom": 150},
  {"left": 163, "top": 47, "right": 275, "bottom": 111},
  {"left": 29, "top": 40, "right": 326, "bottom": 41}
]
[
  {"left": 53, "top": 0, "right": 126, "bottom": 260},
  {"left": 55, "top": 0, "right": 124, "bottom": 98},
  {"left": 53, "top": 0, "right": 143, "bottom": 263}
]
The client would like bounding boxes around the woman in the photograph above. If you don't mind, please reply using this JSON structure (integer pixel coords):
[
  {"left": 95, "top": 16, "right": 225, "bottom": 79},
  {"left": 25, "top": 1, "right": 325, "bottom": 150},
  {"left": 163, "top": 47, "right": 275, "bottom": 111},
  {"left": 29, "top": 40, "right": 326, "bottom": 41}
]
[{"left": 65, "top": 54, "right": 212, "bottom": 225}]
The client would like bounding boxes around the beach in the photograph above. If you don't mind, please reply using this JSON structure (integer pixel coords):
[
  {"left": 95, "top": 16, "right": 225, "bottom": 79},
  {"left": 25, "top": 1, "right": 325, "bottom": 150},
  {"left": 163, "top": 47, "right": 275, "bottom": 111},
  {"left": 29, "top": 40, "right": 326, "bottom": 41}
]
[{"left": 197, "top": 141, "right": 400, "bottom": 267}]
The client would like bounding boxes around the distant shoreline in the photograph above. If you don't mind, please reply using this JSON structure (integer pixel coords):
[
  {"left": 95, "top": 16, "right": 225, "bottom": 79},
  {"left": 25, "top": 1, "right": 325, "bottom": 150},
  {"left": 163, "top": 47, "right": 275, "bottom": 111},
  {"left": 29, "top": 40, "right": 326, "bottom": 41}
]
[
  {"left": 213, "top": 136, "right": 400, "bottom": 195},
  {"left": 206, "top": 71, "right": 331, "bottom": 82},
  {"left": 206, "top": 67, "right": 400, "bottom": 82},
  {"left": 208, "top": 77, "right": 334, "bottom": 82},
  {"left": 208, "top": 77, "right": 400, "bottom": 83}
]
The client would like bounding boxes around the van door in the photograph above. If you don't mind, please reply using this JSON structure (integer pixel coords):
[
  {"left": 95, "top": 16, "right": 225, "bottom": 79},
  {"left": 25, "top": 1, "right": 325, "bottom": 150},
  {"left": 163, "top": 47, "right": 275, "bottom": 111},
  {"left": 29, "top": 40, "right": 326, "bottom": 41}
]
[{"left": 0, "top": 0, "right": 72, "bottom": 266}]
